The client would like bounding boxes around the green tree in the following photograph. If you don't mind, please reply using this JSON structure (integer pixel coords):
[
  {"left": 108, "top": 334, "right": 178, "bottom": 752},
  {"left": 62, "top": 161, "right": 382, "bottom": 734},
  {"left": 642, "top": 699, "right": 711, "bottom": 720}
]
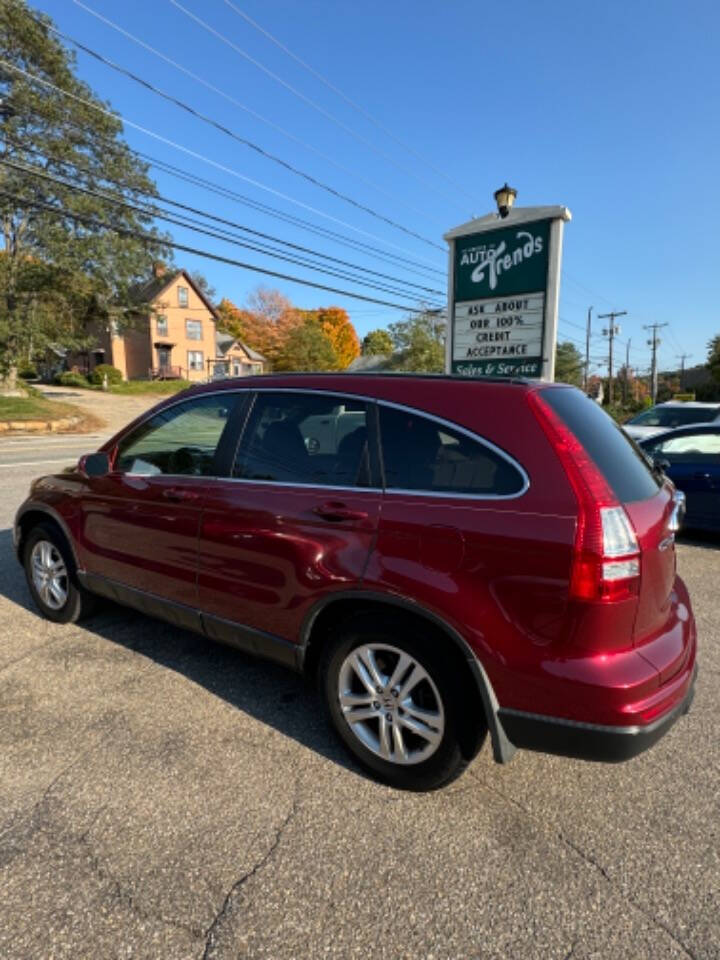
[
  {"left": 273, "top": 315, "right": 338, "bottom": 371},
  {"left": 708, "top": 334, "right": 720, "bottom": 385},
  {"left": 0, "top": 0, "right": 167, "bottom": 388},
  {"left": 190, "top": 271, "right": 216, "bottom": 304},
  {"left": 362, "top": 328, "right": 393, "bottom": 357},
  {"left": 387, "top": 310, "right": 445, "bottom": 372},
  {"left": 554, "top": 341, "right": 584, "bottom": 386}
]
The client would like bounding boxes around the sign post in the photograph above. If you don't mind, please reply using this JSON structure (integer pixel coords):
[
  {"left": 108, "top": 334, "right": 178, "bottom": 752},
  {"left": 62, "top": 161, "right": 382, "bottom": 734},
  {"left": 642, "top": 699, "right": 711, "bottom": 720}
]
[{"left": 445, "top": 204, "right": 571, "bottom": 379}]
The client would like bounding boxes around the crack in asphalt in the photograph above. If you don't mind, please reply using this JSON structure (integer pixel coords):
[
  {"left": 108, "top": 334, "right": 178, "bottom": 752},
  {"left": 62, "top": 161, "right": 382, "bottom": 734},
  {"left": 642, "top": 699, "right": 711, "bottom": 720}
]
[
  {"left": 200, "top": 792, "right": 299, "bottom": 960},
  {"left": 470, "top": 772, "right": 699, "bottom": 960}
]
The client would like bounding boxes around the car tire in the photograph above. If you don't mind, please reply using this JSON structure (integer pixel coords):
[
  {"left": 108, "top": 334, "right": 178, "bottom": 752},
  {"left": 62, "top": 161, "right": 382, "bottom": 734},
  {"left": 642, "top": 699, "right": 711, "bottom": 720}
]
[
  {"left": 23, "top": 522, "right": 98, "bottom": 624},
  {"left": 320, "top": 613, "right": 481, "bottom": 791}
]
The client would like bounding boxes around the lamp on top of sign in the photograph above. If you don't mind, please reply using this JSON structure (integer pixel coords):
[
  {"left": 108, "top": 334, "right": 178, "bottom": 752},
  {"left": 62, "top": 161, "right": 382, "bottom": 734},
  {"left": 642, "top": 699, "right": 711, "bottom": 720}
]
[{"left": 444, "top": 187, "right": 571, "bottom": 381}]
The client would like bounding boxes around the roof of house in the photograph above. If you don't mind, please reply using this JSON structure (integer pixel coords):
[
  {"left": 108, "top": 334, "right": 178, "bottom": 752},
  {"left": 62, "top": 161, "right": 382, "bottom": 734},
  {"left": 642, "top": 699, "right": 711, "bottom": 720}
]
[
  {"left": 215, "top": 331, "right": 265, "bottom": 362},
  {"left": 130, "top": 268, "right": 220, "bottom": 320}
]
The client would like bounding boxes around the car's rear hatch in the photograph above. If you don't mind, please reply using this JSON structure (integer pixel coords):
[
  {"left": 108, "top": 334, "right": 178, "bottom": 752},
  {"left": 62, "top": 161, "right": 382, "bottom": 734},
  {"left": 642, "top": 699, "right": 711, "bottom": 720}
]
[{"left": 534, "top": 386, "right": 677, "bottom": 645}]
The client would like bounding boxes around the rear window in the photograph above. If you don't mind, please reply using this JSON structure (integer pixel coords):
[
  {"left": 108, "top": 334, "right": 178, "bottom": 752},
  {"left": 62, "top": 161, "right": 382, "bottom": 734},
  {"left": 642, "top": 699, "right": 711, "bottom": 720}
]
[
  {"left": 541, "top": 388, "right": 660, "bottom": 503},
  {"left": 628, "top": 405, "right": 719, "bottom": 428},
  {"left": 378, "top": 405, "right": 525, "bottom": 496}
]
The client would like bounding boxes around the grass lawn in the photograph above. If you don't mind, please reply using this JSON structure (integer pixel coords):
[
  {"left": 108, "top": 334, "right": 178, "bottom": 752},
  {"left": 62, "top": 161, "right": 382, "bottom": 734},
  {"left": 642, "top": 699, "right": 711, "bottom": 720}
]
[{"left": 0, "top": 394, "right": 103, "bottom": 430}]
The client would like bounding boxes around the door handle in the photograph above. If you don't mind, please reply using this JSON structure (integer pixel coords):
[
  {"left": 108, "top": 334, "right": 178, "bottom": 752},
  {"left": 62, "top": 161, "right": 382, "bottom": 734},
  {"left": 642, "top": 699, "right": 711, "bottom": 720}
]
[
  {"left": 693, "top": 472, "right": 711, "bottom": 480},
  {"left": 312, "top": 502, "right": 368, "bottom": 522},
  {"left": 162, "top": 487, "right": 200, "bottom": 502}
]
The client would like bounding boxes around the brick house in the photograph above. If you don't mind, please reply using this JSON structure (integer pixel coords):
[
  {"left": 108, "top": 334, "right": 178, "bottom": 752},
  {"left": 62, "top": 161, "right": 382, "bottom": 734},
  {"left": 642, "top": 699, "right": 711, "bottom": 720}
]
[{"left": 73, "top": 265, "right": 264, "bottom": 383}]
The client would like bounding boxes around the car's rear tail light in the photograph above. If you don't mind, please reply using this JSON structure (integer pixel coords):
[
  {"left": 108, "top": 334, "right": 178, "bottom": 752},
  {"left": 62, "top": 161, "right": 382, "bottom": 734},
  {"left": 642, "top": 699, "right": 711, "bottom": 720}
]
[{"left": 529, "top": 392, "right": 641, "bottom": 603}]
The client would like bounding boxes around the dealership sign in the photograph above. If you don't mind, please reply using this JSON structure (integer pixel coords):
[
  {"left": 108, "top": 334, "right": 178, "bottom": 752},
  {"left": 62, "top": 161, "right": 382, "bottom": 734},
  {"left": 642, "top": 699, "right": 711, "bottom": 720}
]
[{"left": 445, "top": 205, "right": 571, "bottom": 379}]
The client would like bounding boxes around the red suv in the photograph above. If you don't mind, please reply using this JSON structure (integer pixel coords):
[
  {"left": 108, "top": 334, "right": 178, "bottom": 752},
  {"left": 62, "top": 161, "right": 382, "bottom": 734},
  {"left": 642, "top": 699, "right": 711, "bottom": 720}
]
[{"left": 15, "top": 374, "right": 697, "bottom": 790}]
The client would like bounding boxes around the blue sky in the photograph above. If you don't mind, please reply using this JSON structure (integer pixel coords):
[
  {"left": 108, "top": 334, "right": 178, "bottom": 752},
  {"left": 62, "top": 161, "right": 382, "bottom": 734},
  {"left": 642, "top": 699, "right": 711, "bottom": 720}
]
[{"left": 35, "top": 0, "right": 720, "bottom": 374}]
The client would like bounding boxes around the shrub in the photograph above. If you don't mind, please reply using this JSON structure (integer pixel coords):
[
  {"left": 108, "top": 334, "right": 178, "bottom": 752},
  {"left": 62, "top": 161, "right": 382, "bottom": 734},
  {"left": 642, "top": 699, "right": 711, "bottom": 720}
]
[
  {"left": 18, "top": 365, "right": 38, "bottom": 380},
  {"left": 90, "top": 363, "right": 123, "bottom": 386},
  {"left": 55, "top": 371, "right": 89, "bottom": 387}
]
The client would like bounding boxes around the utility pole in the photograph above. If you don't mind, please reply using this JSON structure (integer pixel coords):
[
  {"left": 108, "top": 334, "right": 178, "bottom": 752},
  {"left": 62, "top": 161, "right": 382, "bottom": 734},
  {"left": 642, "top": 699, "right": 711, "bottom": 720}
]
[
  {"left": 624, "top": 338, "right": 632, "bottom": 405},
  {"left": 584, "top": 306, "right": 593, "bottom": 393},
  {"left": 676, "top": 353, "right": 692, "bottom": 390},
  {"left": 598, "top": 311, "right": 627, "bottom": 406},
  {"left": 644, "top": 322, "right": 669, "bottom": 403}
]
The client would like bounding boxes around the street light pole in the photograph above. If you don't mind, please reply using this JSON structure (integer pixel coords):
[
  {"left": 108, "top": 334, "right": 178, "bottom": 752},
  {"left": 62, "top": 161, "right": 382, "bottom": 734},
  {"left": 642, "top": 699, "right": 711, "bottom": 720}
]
[
  {"left": 676, "top": 353, "right": 692, "bottom": 390},
  {"left": 598, "top": 310, "right": 627, "bottom": 406},
  {"left": 644, "top": 322, "right": 669, "bottom": 403},
  {"left": 584, "top": 306, "right": 593, "bottom": 393}
]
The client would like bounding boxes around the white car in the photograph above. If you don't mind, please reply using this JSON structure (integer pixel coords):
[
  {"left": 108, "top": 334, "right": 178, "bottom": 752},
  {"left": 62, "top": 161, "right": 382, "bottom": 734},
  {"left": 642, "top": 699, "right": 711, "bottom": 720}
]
[{"left": 623, "top": 401, "right": 720, "bottom": 440}]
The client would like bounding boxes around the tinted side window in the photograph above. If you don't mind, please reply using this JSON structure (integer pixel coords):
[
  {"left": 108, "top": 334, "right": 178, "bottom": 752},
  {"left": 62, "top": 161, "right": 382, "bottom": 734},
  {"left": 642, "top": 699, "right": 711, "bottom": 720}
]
[
  {"left": 378, "top": 406, "right": 525, "bottom": 496},
  {"left": 234, "top": 393, "right": 371, "bottom": 487},
  {"left": 541, "top": 387, "right": 660, "bottom": 502},
  {"left": 115, "top": 394, "right": 238, "bottom": 476}
]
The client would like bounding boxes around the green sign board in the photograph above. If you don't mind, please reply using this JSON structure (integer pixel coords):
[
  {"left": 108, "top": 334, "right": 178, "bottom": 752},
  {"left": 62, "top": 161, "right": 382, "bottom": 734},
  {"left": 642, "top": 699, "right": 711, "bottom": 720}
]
[
  {"left": 454, "top": 219, "right": 550, "bottom": 301},
  {"left": 448, "top": 215, "right": 563, "bottom": 379},
  {"left": 445, "top": 206, "right": 570, "bottom": 379}
]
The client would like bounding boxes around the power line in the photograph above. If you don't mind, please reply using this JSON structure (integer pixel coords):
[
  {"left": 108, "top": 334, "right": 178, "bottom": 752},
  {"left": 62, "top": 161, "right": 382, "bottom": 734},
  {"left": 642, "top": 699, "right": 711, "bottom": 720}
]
[
  {"left": 42, "top": 23, "right": 445, "bottom": 252},
  {"left": 1, "top": 158, "right": 444, "bottom": 304},
  {"left": 69, "top": 1, "right": 436, "bottom": 222},
  {"left": 1, "top": 146, "right": 444, "bottom": 298},
  {"left": 141, "top": 151, "right": 445, "bottom": 280},
  {"left": 169, "top": 0, "right": 468, "bottom": 210},
  {"left": 220, "top": 0, "right": 477, "bottom": 205},
  {"left": 0, "top": 187, "right": 437, "bottom": 312},
  {"left": 0, "top": 58, "right": 443, "bottom": 268},
  {"left": 10, "top": 112, "right": 445, "bottom": 281}
]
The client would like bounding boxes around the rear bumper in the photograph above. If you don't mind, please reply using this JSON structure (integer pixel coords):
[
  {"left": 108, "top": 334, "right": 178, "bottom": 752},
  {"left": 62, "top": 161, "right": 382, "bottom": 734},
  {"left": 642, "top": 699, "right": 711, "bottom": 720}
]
[{"left": 498, "top": 664, "right": 697, "bottom": 762}]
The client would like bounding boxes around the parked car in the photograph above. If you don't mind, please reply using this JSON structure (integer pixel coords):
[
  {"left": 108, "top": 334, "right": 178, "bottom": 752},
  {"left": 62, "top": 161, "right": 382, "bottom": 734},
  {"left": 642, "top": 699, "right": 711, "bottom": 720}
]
[
  {"left": 623, "top": 401, "right": 720, "bottom": 440},
  {"left": 639, "top": 425, "right": 720, "bottom": 532},
  {"left": 15, "top": 374, "right": 696, "bottom": 790}
]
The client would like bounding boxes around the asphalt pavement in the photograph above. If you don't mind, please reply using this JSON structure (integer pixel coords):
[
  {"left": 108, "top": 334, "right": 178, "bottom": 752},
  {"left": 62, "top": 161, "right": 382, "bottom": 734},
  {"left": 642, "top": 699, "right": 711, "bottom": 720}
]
[{"left": 1, "top": 442, "right": 718, "bottom": 960}]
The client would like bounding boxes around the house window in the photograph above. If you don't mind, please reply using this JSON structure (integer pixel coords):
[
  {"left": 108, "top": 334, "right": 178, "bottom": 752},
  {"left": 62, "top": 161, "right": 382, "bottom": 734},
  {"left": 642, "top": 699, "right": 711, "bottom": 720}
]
[
  {"left": 186, "top": 319, "right": 203, "bottom": 340},
  {"left": 187, "top": 350, "right": 204, "bottom": 372},
  {"left": 156, "top": 315, "right": 168, "bottom": 336},
  {"left": 178, "top": 286, "right": 189, "bottom": 308},
  {"left": 232, "top": 362, "right": 241, "bottom": 376}
]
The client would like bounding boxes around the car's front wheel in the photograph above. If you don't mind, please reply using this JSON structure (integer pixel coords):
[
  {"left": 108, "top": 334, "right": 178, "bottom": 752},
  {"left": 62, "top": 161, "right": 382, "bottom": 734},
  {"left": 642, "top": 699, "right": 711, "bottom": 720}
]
[
  {"left": 23, "top": 523, "right": 97, "bottom": 624},
  {"left": 321, "top": 614, "right": 479, "bottom": 790}
]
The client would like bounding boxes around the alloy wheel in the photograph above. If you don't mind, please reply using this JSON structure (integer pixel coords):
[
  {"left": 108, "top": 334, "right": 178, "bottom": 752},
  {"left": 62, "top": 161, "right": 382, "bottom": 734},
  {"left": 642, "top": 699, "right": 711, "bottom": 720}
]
[
  {"left": 337, "top": 643, "right": 445, "bottom": 765},
  {"left": 30, "top": 540, "right": 69, "bottom": 611}
]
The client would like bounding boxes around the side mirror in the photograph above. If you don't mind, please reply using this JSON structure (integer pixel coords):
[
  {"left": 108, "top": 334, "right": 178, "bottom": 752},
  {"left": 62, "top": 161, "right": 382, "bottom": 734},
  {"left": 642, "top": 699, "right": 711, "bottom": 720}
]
[
  {"left": 653, "top": 456, "right": 671, "bottom": 474},
  {"left": 78, "top": 452, "right": 111, "bottom": 478}
]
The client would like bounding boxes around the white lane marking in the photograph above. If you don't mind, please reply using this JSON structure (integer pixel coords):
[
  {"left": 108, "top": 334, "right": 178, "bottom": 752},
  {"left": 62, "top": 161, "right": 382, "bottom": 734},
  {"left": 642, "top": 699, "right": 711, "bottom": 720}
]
[
  {"left": 0, "top": 458, "right": 77, "bottom": 468},
  {"left": 0, "top": 436, "right": 106, "bottom": 446}
]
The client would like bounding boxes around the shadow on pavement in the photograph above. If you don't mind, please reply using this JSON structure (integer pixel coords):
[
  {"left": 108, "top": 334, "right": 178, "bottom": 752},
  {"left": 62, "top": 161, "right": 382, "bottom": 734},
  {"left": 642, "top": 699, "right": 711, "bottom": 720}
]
[
  {"left": 677, "top": 530, "right": 720, "bottom": 551},
  {"left": 0, "top": 527, "right": 359, "bottom": 777}
]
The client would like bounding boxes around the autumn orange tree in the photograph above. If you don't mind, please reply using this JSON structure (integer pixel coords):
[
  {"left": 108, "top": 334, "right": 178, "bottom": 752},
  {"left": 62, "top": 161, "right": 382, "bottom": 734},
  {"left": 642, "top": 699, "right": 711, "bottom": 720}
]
[
  {"left": 216, "top": 289, "right": 361, "bottom": 372},
  {"left": 304, "top": 307, "right": 360, "bottom": 370},
  {"left": 216, "top": 288, "right": 302, "bottom": 369}
]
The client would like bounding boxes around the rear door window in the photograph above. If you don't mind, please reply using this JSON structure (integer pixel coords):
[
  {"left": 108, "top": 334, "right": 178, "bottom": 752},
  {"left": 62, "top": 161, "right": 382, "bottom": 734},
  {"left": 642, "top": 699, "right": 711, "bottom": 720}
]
[
  {"left": 378, "top": 405, "right": 525, "bottom": 496},
  {"left": 541, "top": 387, "right": 660, "bottom": 502},
  {"left": 234, "top": 392, "right": 372, "bottom": 487}
]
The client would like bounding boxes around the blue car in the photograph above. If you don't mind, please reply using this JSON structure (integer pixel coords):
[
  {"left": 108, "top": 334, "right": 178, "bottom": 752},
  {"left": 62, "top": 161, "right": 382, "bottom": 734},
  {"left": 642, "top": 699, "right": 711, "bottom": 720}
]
[{"left": 639, "top": 425, "right": 720, "bottom": 532}]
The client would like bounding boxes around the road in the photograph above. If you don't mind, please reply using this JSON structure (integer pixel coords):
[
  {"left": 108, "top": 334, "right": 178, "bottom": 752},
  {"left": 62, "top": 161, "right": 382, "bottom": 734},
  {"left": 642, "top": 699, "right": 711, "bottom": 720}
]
[{"left": 1, "top": 440, "right": 719, "bottom": 960}]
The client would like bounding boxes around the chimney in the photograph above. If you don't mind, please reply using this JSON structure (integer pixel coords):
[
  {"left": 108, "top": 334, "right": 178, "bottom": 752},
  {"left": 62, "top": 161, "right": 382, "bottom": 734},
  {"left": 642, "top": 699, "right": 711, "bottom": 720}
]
[{"left": 152, "top": 261, "right": 166, "bottom": 279}]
